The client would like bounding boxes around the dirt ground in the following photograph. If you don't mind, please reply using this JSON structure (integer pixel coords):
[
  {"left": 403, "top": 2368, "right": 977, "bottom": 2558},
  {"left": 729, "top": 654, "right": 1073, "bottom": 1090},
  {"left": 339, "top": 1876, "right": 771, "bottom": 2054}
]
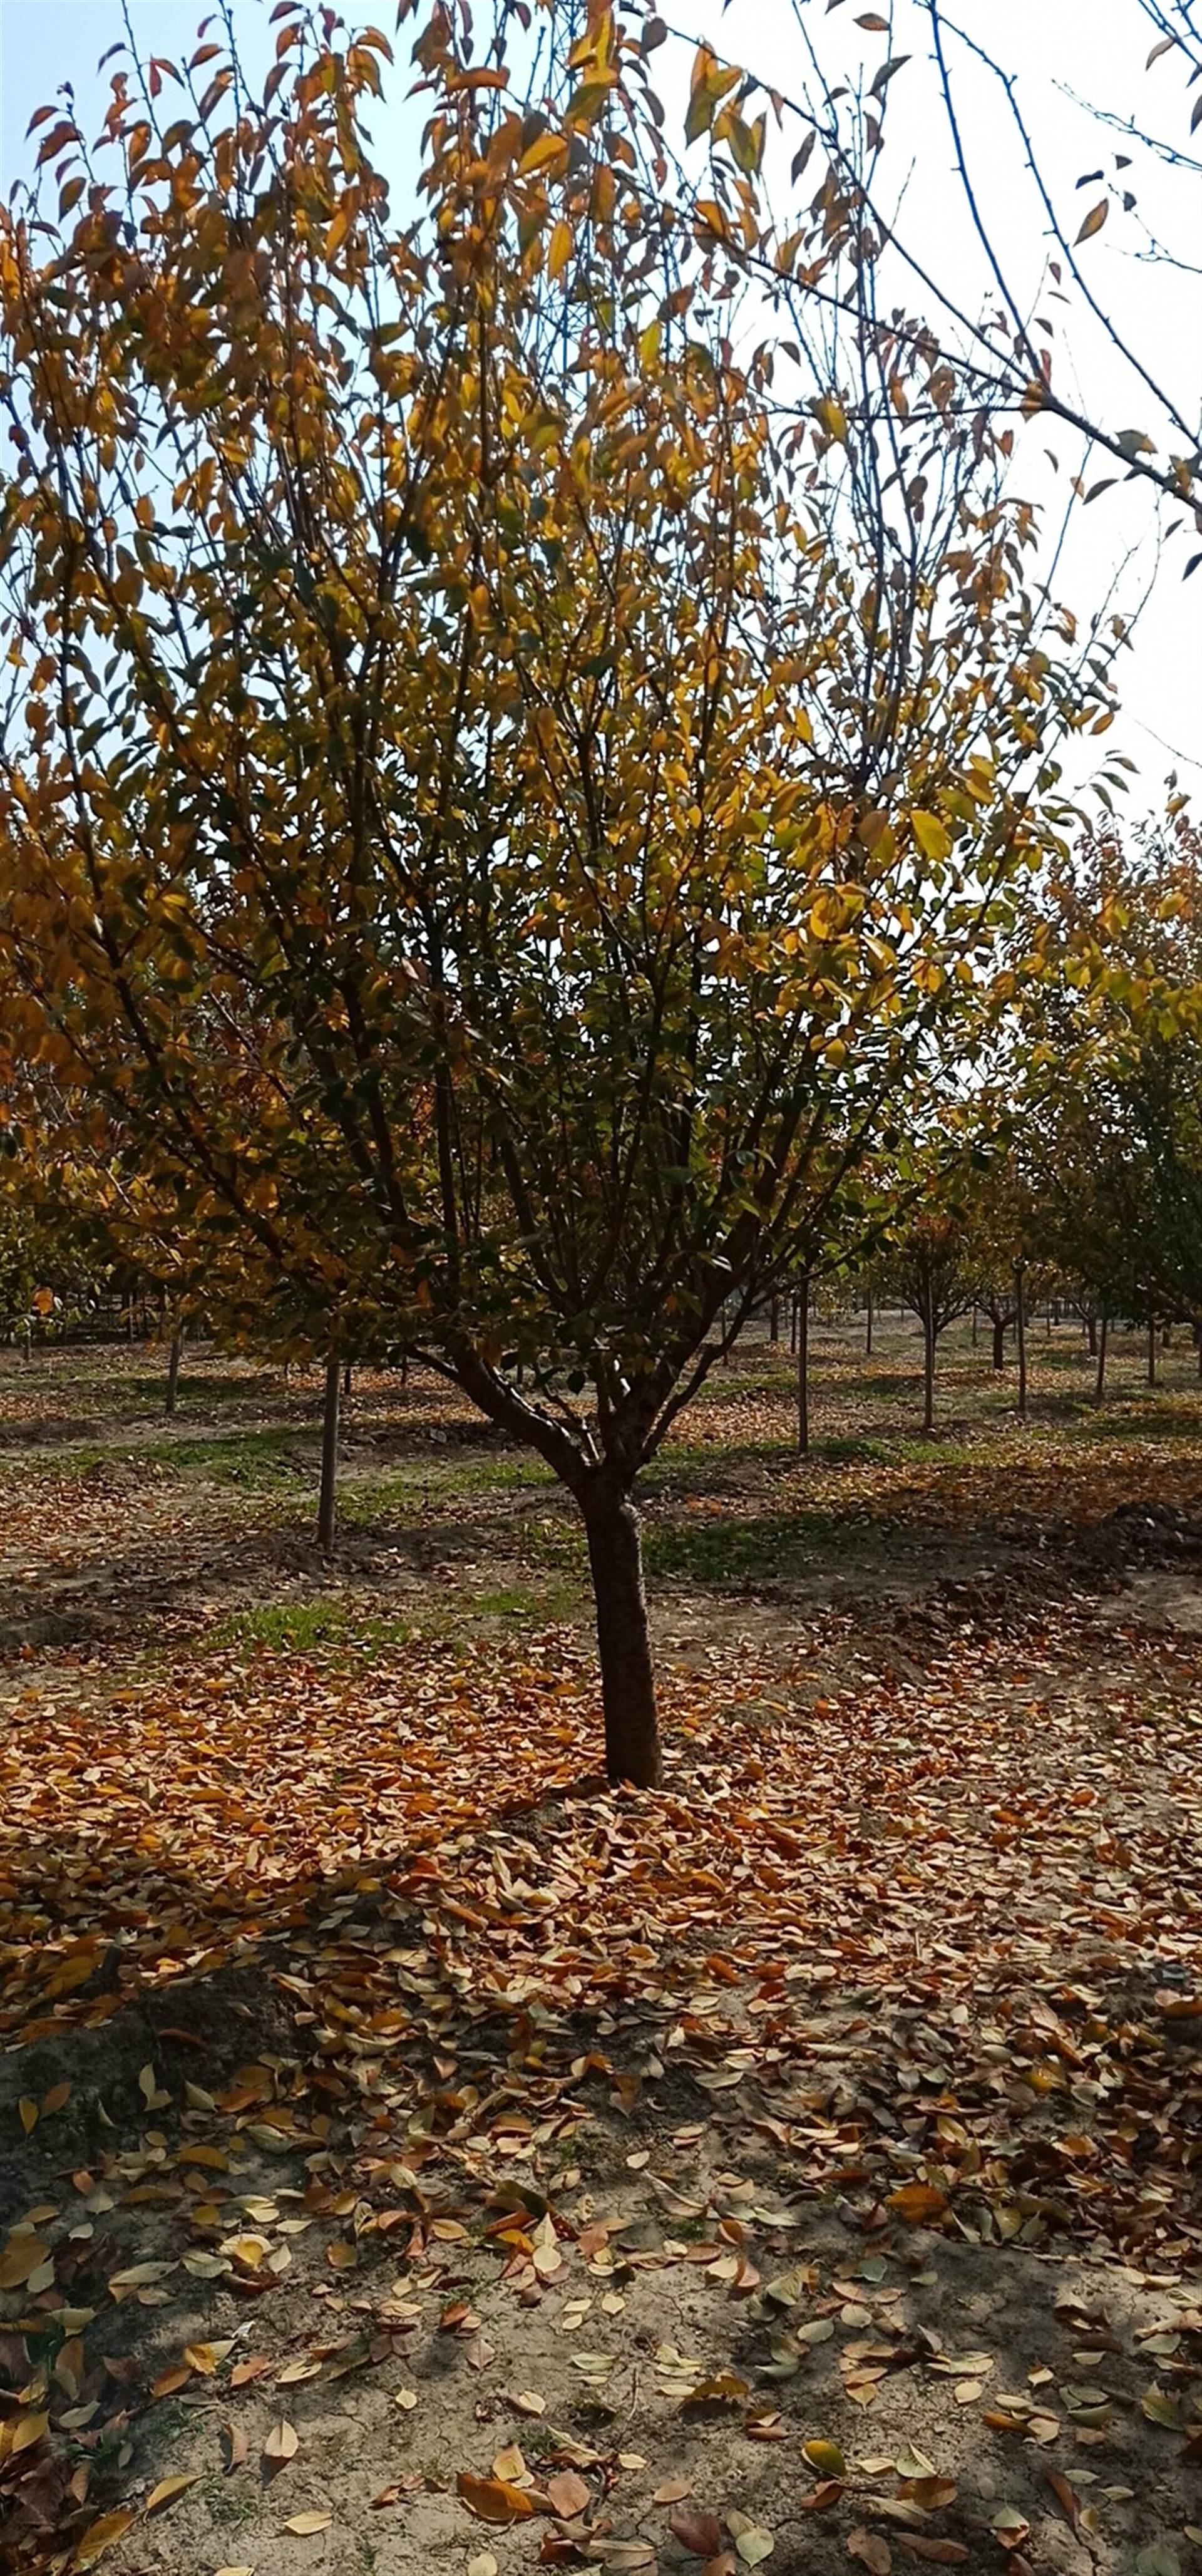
[{"left": 1, "top": 1320, "right": 1199, "bottom": 2576}]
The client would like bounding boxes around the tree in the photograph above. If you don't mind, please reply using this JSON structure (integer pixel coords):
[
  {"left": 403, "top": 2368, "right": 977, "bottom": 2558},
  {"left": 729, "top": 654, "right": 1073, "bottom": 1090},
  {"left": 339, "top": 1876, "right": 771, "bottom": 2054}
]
[
  {"left": 0, "top": 1, "right": 1102, "bottom": 1785},
  {"left": 888, "top": 1197, "right": 976, "bottom": 1433}
]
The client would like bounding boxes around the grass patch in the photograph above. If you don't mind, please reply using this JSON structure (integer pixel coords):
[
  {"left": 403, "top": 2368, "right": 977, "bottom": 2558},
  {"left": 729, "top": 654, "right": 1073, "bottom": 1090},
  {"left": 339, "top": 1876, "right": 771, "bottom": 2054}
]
[
  {"left": 644, "top": 1507, "right": 848, "bottom": 1585},
  {"left": 209, "top": 1599, "right": 414, "bottom": 1654}
]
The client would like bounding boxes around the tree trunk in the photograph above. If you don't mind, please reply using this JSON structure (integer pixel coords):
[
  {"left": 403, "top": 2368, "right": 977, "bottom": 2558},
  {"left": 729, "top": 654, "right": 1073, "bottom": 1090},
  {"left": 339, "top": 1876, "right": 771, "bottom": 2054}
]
[
  {"left": 1095, "top": 1309, "right": 1108, "bottom": 1404},
  {"left": 1015, "top": 1264, "right": 1027, "bottom": 1420},
  {"left": 992, "top": 1314, "right": 1005, "bottom": 1371},
  {"left": 165, "top": 1327, "right": 183, "bottom": 1418},
  {"left": 1045, "top": 1303, "right": 1051, "bottom": 1338},
  {"left": 865, "top": 1286, "right": 873, "bottom": 1358},
  {"left": 971, "top": 1303, "right": 978, "bottom": 1349},
  {"left": 1148, "top": 1316, "right": 1157, "bottom": 1388},
  {"left": 583, "top": 1492, "right": 660, "bottom": 1788},
  {"left": 789, "top": 1292, "right": 798, "bottom": 1356},
  {"left": 769, "top": 1296, "right": 780, "bottom": 1346},
  {"left": 796, "top": 1270, "right": 810, "bottom": 1458},
  {"left": 318, "top": 1353, "right": 341, "bottom": 1557},
  {"left": 1086, "top": 1312, "right": 1097, "bottom": 1357},
  {"left": 342, "top": 1361, "right": 352, "bottom": 1399},
  {"left": 922, "top": 1297, "right": 935, "bottom": 1434}
]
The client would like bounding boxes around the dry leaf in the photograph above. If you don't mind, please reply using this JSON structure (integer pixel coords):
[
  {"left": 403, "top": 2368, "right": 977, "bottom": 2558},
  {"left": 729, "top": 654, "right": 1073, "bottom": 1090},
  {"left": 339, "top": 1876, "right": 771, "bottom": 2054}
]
[
  {"left": 284, "top": 2512, "right": 333, "bottom": 2535},
  {"left": 670, "top": 2505, "right": 724, "bottom": 2558},
  {"left": 262, "top": 2419, "right": 299, "bottom": 2473},
  {"left": 145, "top": 2473, "right": 199, "bottom": 2515},
  {"left": 457, "top": 2472, "right": 535, "bottom": 2525},
  {"left": 71, "top": 2510, "right": 139, "bottom": 2568},
  {"left": 848, "top": 2535, "right": 893, "bottom": 2576}
]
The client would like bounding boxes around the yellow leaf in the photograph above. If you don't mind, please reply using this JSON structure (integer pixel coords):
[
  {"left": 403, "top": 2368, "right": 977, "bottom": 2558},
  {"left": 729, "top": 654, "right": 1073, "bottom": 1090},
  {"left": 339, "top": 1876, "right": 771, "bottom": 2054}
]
[
  {"left": 10, "top": 2410, "right": 49, "bottom": 2456},
  {"left": 284, "top": 2513, "right": 332, "bottom": 2535},
  {"left": 519, "top": 131, "right": 568, "bottom": 179},
  {"left": 145, "top": 2473, "right": 199, "bottom": 2514},
  {"left": 18, "top": 2096, "right": 38, "bottom": 2134},
  {"left": 72, "top": 2511, "right": 139, "bottom": 2568},
  {"left": 547, "top": 220, "right": 572, "bottom": 282},
  {"left": 1075, "top": 199, "right": 1108, "bottom": 244},
  {"left": 912, "top": 810, "right": 951, "bottom": 863},
  {"left": 0, "top": 2233, "right": 49, "bottom": 2289}
]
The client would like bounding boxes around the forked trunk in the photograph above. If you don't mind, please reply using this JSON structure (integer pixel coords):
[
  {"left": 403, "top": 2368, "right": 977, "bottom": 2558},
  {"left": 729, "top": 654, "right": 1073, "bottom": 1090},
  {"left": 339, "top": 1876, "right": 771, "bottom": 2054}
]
[
  {"left": 992, "top": 1315, "right": 1006, "bottom": 1371},
  {"left": 583, "top": 1491, "right": 660, "bottom": 1788},
  {"left": 165, "top": 1327, "right": 183, "bottom": 1418},
  {"left": 318, "top": 1352, "right": 341, "bottom": 1557}
]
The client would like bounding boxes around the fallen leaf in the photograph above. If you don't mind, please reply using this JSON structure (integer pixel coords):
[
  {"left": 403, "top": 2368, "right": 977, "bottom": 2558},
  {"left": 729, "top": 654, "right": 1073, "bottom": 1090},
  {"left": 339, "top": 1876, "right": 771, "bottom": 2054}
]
[
  {"left": 284, "top": 2513, "right": 333, "bottom": 2535},
  {"left": 0, "top": 2233, "right": 49, "bottom": 2289},
  {"left": 804, "top": 2439, "right": 847, "bottom": 2478},
  {"left": 547, "top": 2471, "right": 592, "bottom": 2519},
  {"left": 145, "top": 2473, "right": 199, "bottom": 2515},
  {"left": 848, "top": 2535, "right": 892, "bottom": 2575},
  {"left": 262, "top": 2419, "right": 299, "bottom": 2473},
  {"left": 458, "top": 2473, "right": 535, "bottom": 2525},
  {"left": 669, "top": 2507, "right": 724, "bottom": 2558},
  {"left": 71, "top": 2511, "right": 139, "bottom": 2568},
  {"left": 886, "top": 2184, "right": 947, "bottom": 2226}
]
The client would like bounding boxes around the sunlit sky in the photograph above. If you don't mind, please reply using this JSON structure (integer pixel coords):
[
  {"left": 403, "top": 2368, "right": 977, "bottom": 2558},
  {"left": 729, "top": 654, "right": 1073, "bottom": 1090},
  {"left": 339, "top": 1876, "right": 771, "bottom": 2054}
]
[{"left": 1, "top": 0, "right": 1197, "bottom": 815}]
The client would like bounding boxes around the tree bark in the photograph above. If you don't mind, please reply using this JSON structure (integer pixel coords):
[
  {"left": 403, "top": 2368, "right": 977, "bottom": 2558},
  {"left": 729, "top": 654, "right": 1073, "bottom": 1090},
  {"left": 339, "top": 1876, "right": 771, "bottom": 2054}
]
[
  {"left": 1086, "top": 1312, "right": 1098, "bottom": 1357},
  {"left": 165, "top": 1327, "right": 183, "bottom": 1418},
  {"left": 318, "top": 1352, "right": 341, "bottom": 1557},
  {"left": 582, "top": 1491, "right": 660, "bottom": 1788},
  {"left": 342, "top": 1361, "right": 352, "bottom": 1399},
  {"left": 769, "top": 1296, "right": 780, "bottom": 1346},
  {"left": 992, "top": 1314, "right": 1006, "bottom": 1371},
  {"left": 1148, "top": 1316, "right": 1157, "bottom": 1388},
  {"left": 1095, "top": 1309, "right": 1108, "bottom": 1404},
  {"left": 865, "top": 1285, "right": 873, "bottom": 1357},
  {"left": 1015, "top": 1264, "right": 1027, "bottom": 1419},
  {"left": 922, "top": 1294, "right": 935, "bottom": 1434},
  {"left": 796, "top": 1270, "right": 810, "bottom": 1458},
  {"left": 971, "top": 1302, "right": 978, "bottom": 1349}
]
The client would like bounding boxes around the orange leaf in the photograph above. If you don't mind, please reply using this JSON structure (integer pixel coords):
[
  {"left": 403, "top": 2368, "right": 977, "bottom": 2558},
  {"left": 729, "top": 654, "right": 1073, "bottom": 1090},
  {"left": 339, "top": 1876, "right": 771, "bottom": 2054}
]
[
  {"left": 886, "top": 2183, "right": 948, "bottom": 2225},
  {"left": 457, "top": 2472, "right": 535, "bottom": 2525}
]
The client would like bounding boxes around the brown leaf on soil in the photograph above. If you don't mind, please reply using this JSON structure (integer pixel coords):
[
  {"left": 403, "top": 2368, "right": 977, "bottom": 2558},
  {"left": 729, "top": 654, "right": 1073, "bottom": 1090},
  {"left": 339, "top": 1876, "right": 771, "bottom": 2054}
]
[
  {"left": 669, "top": 2506, "right": 724, "bottom": 2558},
  {"left": 848, "top": 2535, "right": 893, "bottom": 2575}
]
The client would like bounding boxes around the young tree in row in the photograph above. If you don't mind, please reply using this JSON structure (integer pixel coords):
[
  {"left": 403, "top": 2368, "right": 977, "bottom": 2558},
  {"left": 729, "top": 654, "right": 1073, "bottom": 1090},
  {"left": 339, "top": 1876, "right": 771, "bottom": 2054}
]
[{"left": 0, "top": 2, "right": 1104, "bottom": 1784}]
